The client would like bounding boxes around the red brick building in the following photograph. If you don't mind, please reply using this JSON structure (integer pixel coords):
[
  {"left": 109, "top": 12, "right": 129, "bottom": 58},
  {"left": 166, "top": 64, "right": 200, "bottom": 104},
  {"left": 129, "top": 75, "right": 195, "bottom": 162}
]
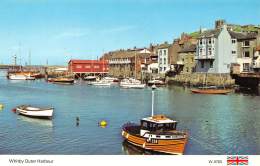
[{"left": 68, "top": 60, "right": 109, "bottom": 77}]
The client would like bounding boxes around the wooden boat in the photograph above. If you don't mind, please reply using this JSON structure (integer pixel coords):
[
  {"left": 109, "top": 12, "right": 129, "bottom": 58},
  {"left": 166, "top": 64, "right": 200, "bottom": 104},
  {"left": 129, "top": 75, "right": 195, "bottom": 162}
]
[
  {"left": 122, "top": 115, "right": 188, "bottom": 155},
  {"left": 16, "top": 105, "right": 54, "bottom": 119},
  {"left": 191, "top": 88, "right": 232, "bottom": 94},
  {"left": 8, "top": 72, "right": 36, "bottom": 80},
  {"left": 51, "top": 78, "right": 74, "bottom": 84},
  {"left": 121, "top": 89, "right": 188, "bottom": 155}
]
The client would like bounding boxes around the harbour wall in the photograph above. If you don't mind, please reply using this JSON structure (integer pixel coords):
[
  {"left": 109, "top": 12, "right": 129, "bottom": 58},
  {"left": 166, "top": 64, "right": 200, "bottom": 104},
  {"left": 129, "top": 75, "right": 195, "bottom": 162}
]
[{"left": 166, "top": 73, "right": 235, "bottom": 87}]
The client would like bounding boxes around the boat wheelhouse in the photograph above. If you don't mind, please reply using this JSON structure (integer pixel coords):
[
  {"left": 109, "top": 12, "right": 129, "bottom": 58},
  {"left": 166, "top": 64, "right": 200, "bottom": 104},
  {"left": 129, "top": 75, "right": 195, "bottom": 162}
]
[{"left": 122, "top": 115, "right": 188, "bottom": 155}]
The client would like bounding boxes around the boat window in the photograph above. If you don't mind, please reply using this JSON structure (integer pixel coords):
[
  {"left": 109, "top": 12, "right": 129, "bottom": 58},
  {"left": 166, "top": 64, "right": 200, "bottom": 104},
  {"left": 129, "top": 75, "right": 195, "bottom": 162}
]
[
  {"left": 141, "top": 120, "right": 148, "bottom": 130},
  {"left": 165, "top": 136, "right": 171, "bottom": 138}
]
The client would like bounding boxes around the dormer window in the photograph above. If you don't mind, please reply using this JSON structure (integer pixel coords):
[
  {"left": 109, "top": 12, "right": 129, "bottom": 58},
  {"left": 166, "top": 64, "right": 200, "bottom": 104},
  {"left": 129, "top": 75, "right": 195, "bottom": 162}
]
[
  {"left": 232, "top": 39, "right": 236, "bottom": 44},
  {"left": 243, "top": 41, "right": 250, "bottom": 46}
]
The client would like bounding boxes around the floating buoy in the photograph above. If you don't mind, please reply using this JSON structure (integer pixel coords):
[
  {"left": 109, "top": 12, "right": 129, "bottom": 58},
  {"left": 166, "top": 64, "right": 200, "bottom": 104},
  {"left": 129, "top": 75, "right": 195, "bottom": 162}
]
[
  {"left": 99, "top": 120, "right": 108, "bottom": 128},
  {"left": 0, "top": 104, "right": 4, "bottom": 110}
]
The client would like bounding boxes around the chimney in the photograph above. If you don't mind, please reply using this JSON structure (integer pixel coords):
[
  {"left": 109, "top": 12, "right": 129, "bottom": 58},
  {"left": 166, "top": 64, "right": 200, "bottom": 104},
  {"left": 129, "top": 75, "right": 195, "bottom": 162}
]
[{"left": 215, "top": 19, "right": 226, "bottom": 29}]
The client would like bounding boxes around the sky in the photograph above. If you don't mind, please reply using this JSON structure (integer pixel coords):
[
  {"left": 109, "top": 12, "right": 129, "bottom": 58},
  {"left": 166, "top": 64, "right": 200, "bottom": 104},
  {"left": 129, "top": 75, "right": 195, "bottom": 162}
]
[{"left": 0, "top": 0, "right": 259, "bottom": 65}]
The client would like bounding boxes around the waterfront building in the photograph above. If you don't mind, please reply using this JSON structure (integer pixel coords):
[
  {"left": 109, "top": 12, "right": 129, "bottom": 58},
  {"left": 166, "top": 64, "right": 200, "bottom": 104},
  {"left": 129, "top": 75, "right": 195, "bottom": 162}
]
[
  {"left": 68, "top": 60, "right": 109, "bottom": 78},
  {"left": 157, "top": 42, "right": 171, "bottom": 74},
  {"left": 253, "top": 45, "right": 260, "bottom": 72},
  {"left": 195, "top": 24, "right": 236, "bottom": 73},
  {"left": 177, "top": 44, "right": 196, "bottom": 74},
  {"left": 229, "top": 31, "right": 258, "bottom": 72},
  {"left": 105, "top": 48, "right": 152, "bottom": 79}
]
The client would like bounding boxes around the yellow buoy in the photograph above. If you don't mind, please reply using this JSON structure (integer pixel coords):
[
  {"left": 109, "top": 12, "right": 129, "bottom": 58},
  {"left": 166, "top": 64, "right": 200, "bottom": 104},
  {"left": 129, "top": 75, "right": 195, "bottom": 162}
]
[
  {"left": 99, "top": 120, "right": 107, "bottom": 127},
  {"left": 0, "top": 104, "right": 4, "bottom": 110}
]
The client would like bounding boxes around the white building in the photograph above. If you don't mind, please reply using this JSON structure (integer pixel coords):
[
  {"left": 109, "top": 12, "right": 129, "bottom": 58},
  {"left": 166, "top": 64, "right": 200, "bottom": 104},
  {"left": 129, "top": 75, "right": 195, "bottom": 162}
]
[
  {"left": 157, "top": 43, "right": 171, "bottom": 74},
  {"left": 195, "top": 25, "right": 237, "bottom": 73}
]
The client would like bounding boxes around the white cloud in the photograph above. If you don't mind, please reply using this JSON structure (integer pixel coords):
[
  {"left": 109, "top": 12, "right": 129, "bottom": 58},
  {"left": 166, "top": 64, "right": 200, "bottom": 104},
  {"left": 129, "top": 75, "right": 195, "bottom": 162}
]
[{"left": 100, "top": 25, "right": 137, "bottom": 34}]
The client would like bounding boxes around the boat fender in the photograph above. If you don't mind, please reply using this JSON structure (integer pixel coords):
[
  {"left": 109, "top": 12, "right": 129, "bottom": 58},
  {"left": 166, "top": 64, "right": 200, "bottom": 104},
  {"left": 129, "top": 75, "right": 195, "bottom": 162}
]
[
  {"left": 126, "top": 133, "right": 129, "bottom": 139},
  {"left": 121, "top": 131, "right": 125, "bottom": 136}
]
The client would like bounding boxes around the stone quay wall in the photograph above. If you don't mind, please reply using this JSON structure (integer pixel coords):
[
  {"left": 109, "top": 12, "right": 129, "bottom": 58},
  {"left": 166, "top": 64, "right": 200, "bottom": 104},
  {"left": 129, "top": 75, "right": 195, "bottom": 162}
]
[{"left": 167, "top": 73, "right": 235, "bottom": 87}]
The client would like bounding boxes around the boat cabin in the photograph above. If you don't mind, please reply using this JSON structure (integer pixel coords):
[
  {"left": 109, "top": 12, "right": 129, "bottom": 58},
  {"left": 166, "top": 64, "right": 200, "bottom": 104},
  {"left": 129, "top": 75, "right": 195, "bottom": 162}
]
[{"left": 140, "top": 115, "right": 178, "bottom": 136}]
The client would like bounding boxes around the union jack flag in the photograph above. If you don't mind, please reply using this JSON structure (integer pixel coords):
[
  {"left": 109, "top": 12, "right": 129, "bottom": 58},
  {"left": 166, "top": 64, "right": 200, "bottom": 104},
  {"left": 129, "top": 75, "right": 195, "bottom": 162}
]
[{"left": 227, "top": 156, "right": 248, "bottom": 165}]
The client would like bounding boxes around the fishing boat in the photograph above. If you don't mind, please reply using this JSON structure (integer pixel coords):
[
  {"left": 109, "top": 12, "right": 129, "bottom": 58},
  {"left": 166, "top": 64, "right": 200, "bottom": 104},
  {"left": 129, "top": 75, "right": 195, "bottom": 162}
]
[
  {"left": 16, "top": 105, "right": 54, "bottom": 119},
  {"left": 51, "top": 78, "right": 74, "bottom": 84},
  {"left": 191, "top": 88, "right": 232, "bottom": 94},
  {"left": 121, "top": 90, "right": 188, "bottom": 155},
  {"left": 120, "top": 78, "right": 146, "bottom": 89}
]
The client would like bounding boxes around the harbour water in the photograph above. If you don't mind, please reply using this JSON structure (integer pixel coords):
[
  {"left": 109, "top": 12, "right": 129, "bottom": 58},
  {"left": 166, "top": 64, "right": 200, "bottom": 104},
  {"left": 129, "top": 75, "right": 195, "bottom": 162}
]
[{"left": 0, "top": 71, "right": 260, "bottom": 155}]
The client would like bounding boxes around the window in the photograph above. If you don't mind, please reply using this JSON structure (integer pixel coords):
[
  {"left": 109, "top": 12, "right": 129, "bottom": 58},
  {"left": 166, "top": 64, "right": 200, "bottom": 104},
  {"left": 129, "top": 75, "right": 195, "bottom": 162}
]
[
  {"left": 201, "top": 61, "right": 204, "bottom": 68},
  {"left": 208, "top": 38, "right": 211, "bottom": 44},
  {"left": 232, "top": 39, "right": 236, "bottom": 44},
  {"left": 160, "top": 67, "right": 162, "bottom": 71},
  {"left": 94, "top": 65, "right": 100, "bottom": 69},
  {"left": 208, "top": 48, "right": 212, "bottom": 55},
  {"left": 232, "top": 51, "right": 236, "bottom": 54},
  {"left": 76, "top": 65, "right": 82, "bottom": 68},
  {"left": 243, "top": 51, "right": 250, "bottom": 57},
  {"left": 85, "top": 65, "right": 91, "bottom": 68},
  {"left": 186, "top": 67, "right": 189, "bottom": 72},
  {"left": 199, "top": 39, "right": 202, "bottom": 45},
  {"left": 164, "top": 58, "right": 166, "bottom": 64},
  {"left": 199, "top": 48, "right": 202, "bottom": 54},
  {"left": 243, "top": 41, "right": 250, "bottom": 46},
  {"left": 243, "top": 63, "right": 250, "bottom": 72},
  {"left": 212, "top": 39, "right": 214, "bottom": 44},
  {"left": 163, "top": 50, "right": 167, "bottom": 55},
  {"left": 210, "top": 61, "right": 213, "bottom": 68},
  {"left": 164, "top": 67, "right": 166, "bottom": 71},
  {"left": 159, "top": 50, "right": 162, "bottom": 56}
]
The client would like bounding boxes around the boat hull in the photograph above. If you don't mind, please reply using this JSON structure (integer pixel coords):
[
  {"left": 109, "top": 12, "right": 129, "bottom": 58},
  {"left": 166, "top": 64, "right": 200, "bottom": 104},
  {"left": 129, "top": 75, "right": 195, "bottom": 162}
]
[
  {"left": 16, "top": 106, "right": 54, "bottom": 119},
  {"left": 191, "top": 89, "right": 232, "bottom": 94},
  {"left": 121, "top": 130, "right": 187, "bottom": 155},
  {"left": 120, "top": 84, "right": 146, "bottom": 89}
]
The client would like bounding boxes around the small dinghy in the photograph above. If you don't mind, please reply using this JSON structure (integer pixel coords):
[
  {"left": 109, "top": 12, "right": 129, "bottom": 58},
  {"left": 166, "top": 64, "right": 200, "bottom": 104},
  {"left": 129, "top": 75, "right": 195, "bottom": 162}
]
[{"left": 16, "top": 105, "right": 54, "bottom": 119}]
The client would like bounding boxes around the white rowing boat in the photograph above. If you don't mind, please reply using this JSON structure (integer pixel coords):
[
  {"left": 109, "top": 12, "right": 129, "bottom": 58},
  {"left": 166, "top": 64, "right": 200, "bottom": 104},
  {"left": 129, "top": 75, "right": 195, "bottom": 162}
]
[{"left": 16, "top": 105, "right": 54, "bottom": 119}]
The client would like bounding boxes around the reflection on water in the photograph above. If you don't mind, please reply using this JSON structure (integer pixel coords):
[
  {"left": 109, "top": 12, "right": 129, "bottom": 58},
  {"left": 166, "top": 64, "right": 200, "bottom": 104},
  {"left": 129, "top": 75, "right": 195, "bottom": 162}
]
[
  {"left": 235, "top": 87, "right": 260, "bottom": 96},
  {"left": 121, "top": 141, "right": 153, "bottom": 155},
  {"left": 17, "top": 115, "right": 53, "bottom": 128}
]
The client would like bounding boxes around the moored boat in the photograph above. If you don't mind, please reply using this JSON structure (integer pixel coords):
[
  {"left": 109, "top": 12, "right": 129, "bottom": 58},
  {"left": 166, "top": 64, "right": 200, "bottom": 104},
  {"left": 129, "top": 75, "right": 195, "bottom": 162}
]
[
  {"left": 120, "top": 78, "right": 146, "bottom": 89},
  {"left": 191, "top": 88, "right": 232, "bottom": 94},
  {"left": 122, "top": 115, "right": 188, "bottom": 155},
  {"left": 147, "top": 79, "right": 165, "bottom": 86},
  {"left": 51, "top": 78, "right": 74, "bottom": 84},
  {"left": 121, "top": 88, "right": 188, "bottom": 155},
  {"left": 90, "top": 80, "right": 111, "bottom": 86},
  {"left": 16, "top": 105, "right": 54, "bottom": 119}
]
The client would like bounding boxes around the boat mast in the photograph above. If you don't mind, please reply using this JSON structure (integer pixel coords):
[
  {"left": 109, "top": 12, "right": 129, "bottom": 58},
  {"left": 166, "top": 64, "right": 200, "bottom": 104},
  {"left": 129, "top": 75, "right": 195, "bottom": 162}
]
[{"left": 151, "top": 89, "right": 154, "bottom": 117}]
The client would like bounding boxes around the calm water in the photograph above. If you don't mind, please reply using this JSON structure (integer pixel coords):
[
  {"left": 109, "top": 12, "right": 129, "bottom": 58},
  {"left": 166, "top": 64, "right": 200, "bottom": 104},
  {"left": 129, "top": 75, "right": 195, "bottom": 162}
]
[{"left": 0, "top": 71, "right": 260, "bottom": 155}]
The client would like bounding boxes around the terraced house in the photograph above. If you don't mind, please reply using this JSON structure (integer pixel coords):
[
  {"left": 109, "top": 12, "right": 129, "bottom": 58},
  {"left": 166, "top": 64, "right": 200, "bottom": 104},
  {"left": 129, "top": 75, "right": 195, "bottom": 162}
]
[
  {"left": 195, "top": 24, "right": 236, "bottom": 73},
  {"left": 229, "top": 31, "right": 258, "bottom": 72},
  {"left": 157, "top": 42, "right": 171, "bottom": 74}
]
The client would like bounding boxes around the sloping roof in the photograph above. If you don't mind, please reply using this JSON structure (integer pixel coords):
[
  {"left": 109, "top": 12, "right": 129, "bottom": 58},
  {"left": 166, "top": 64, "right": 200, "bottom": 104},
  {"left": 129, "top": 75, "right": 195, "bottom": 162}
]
[
  {"left": 69, "top": 60, "right": 108, "bottom": 64},
  {"left": 228, "top": 31, "right": 257, "bottom": 40},
  {"left": 198, "top": 29, "right": 221, "bottom": 38},
  {"left": 178, "top": 44, "right": 196, "bottom": 53},
  {"left": 158, "top": 43, "right": 172, "bottom": 49}
]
